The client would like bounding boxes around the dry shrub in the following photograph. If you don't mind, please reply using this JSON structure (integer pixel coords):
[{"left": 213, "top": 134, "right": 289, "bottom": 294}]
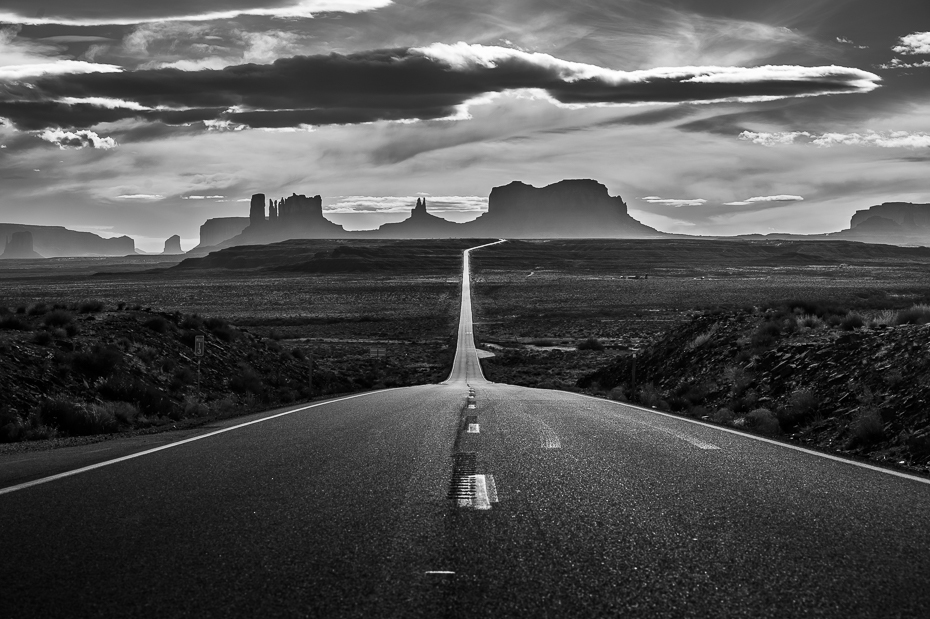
[
  {"left": 777, "top": 388, "right": 818, "bottom": 429},
  {"left": 607, "top": 386, "right": 627, "bottom": 402},
  {"left": 686, "top": 324, "right": 718, "bottom": 350},
  {"left": 638, "top": 383, "right": 662, "bottom": 408},
  {"left": 38, "top": 399, "right": 119, "bottom": 436},
  {"left": 43, "top": 310, "right": 73, "bottom": 327},
  {"left": 892, "top": 304, "right": 930, "bottom": 326},
  {"left": 712, "top": 407, "right": 735, "bottom": 424},
  {"left": 849, "top": 408, "right": 884, "bottom": 447},
  {"left": 745, "top": 408, "right": 780, "bottom": 436}
]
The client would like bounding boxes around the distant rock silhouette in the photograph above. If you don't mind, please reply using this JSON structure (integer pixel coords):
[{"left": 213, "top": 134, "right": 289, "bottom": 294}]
[
  {"left": 249, "top": 193, "right": 266, "bottom": 228},
  {"left": 0, "top": 224, "right": 133, "bottom": 257},
  {"left": 466, "top": 180, "right": 662, "bottom": 238},
  {"left": 195, "top": 217, "right": 250, "bottom": 250},
  {"left": 221, "top": 193, "right": 350, "bottom": 247},
  {"left": 201, "top": 179, "right": 663, "bottom": 249},
  {"left": 162, "top": 235, "right": 182, "bottom": 254},
  {"left": 850, "top": 202, "right": 930, "bottom": 230},
  {"left": 1, "top": 230, "right": 42, "bottom": 259},
  {"left": 362, "top": 197, "right": 463, "bottom": 238}
]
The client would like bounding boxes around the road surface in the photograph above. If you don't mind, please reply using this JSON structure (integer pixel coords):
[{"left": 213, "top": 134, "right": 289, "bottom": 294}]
[{"left": 2, "top": 240, "right": 929, "bottom": 618}]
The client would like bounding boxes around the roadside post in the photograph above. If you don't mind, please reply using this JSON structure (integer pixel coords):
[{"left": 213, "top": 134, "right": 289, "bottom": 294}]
[
  {"left": 194, "top": 335, "right": 205, "bottom": 401},
  {"left": 308, "top": 350, "right": 313, "bottom": 398},
  {"left": 631, "top": 351, "right": 637, "bottom": 394}
]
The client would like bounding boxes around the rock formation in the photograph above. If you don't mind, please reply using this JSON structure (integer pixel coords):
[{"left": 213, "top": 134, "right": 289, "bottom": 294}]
[
  {"left": 465, "top": 179, "right": 662, "bottom": 238},
  {"left": 0, "top": 224, "right": 133, "bottom": 257},
  {"left": 162, "top": 235, "right": 182, "bottom": 254},
  {"left": 850, "top": 202, "right": 930, "bottom": 230},
  {"left": 249, "top": 193, "right": 266, "bottom": 227},
  {"left": 196, "top": 217, "right": 250, "bottom": 249},
  {"left": 0, "top": 230, "right": 43, "bottom": 259},
  {"left": 200, "top": 179, "right": 663, "bottom": 249},
  {"left": 362, "top": 197, "right": 463, "bottom": 238}
]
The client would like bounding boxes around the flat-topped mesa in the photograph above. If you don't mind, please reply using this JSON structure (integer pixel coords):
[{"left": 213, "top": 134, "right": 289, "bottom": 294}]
[
  {"left": 850, "top": 202, "right": 930, "bottom": 230},
  {"left": 197, "top": 217, "right": 249, "bottom": 249},
  {"left": 467, "top": 179, "right": 662, "bottom": 238}
]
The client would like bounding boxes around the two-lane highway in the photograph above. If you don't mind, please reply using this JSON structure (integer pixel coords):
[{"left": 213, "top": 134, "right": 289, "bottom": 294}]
[{"left": 2, "top": 241, "right": 930, "bottom": 618}]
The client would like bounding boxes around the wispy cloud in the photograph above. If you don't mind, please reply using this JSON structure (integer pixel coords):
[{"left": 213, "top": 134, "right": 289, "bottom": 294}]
[
  {"left": 0, "top": 1, "right": 393, "bottom": 26},
  {"left": 740, "top": 130, "right": 930, "bottom": 148},
  {"left": 640, "top": 196, "right": 707, "bottom": 207},
  {"left": 115, "top": 194, "right": 164, "bottom": 200},
  {"left": 723, "top": 195, "right": 804, "bottom": 206},
  {"left": 327, "top": 195, "right": 487, "bottom": 213}
]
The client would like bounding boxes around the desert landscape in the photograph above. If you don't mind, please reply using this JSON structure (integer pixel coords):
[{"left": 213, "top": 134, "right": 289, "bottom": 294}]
[{"left": 3, "top": 237, "right": 929, "bottom": 476}]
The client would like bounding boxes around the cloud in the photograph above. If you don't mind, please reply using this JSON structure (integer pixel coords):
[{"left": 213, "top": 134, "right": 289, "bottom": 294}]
[
  {"left": 182, "top": 195, "right": 225, "bottom": 200},
  {"left": 640, "top": 196, "right": 707, "bottom": 207},
  {"left": 836, "top": 37, "right": 868, "bottom": 49},
  {"left": 0, "top": 1, "right": 394, "bottom": 26},
  {"left": 38, "top": 128, "right": 117, "bottom": 149},
  {"left": 879, "top": 58, "right": 930, "bottom": 70},
  {"left": 326, "top": 195, "right": 487, "bottom": 213},
  {"left": 723, "top": 195, "right": 804, "bottom": 206},
  {"left": 892, "top": 32, "right": 930, "bottom": 55},
  {"left": 115, "top": 194, "right": 164, "bottom": 200},
  {"left": 0, "top": 26, "right": 123, "bottom": 81},
  {"left": 739, "top": 130, "right": 930, "bottom": 148},
  {"left": 0, "top": 43, "right": 882, "bottom": 131}
]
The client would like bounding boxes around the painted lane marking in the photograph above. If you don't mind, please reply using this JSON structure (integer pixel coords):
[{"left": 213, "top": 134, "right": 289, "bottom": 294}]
[
  {"left": 467, "top": 404, "right": 476, "bottom": 409},
  {"left": 570, "top": 392, "right": 930, "bottom": 486},
  {"left": 472, "top": 474, "right": 492, "bottom": 510},
  {"left": 485, "top": 474, "right": 498, "bottom": 503},
  {"left": 425, "top": 571, "right": 455, "bottom": 575},
  {"left": 655, "top": 427, "right": 719, "bottom": 450},
  {"left": 467, "top": 423, "right": 480, "bottom": 434},
  {"left": 0, "top": 388, "right": 405, "bottom": 497}
]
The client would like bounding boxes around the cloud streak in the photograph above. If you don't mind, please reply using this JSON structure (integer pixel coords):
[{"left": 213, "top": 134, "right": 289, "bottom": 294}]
[
  {"left": 740, "top": 130, "right": 930, "bottom": 148},
  {"left": 0, "top": 43, "right": 881, "bottom": 132},
  {"left": 0, "top": 1, "right": 393, "bottom": 26},
  {"left": 723, "top": 195, "right": 804, "bottom": 206},
  {"left": 641, "top": 196, "right": 707, "bottom": 207}
]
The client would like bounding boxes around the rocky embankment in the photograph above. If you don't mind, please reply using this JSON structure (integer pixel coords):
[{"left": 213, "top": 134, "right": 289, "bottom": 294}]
[
  {"left": 0, "top": 303, "right": 443, "bottom": 443},
  {"left": 580, "top": 304, "right": 930, "bottom": 475}
]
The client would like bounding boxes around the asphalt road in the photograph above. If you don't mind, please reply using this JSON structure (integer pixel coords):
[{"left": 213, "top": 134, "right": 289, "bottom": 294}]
[{"left": 2, "top": 240, "right": 930, "bottom": 618}]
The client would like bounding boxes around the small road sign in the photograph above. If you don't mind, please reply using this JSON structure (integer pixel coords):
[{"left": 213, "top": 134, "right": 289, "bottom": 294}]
[{"left": 194, "top": 335, "right": 205, "bottom": 357}]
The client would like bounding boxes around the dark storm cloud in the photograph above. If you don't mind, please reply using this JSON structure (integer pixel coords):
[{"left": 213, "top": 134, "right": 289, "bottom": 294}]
[{"left": 0, "top": 44, "right": 880, "bottom": 131}]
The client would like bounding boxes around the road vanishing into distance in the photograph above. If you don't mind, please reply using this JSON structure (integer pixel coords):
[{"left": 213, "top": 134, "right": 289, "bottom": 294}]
[{"left": 2, "top": 240, "right": 930, "bottom": 618}]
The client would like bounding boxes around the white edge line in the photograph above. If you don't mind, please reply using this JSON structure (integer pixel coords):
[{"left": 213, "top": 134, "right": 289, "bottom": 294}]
[
  {"left": 568, "top": 391, "right": 930, "bottom": 486},
  {"left": 0, "top": 388, "right": 405, "bottom": 496}
]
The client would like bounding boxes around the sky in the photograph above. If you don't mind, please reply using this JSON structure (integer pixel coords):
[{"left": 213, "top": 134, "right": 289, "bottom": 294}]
[{"left": 0, "top": 0, "right": 928, "bottom": 252}]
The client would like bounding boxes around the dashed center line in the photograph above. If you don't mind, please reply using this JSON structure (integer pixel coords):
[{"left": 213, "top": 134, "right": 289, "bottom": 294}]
[{"left": 472, "top": 474, "right": 492, "bottom": 510}]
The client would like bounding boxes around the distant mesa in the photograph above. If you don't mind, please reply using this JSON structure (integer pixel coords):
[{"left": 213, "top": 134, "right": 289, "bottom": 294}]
[
  {"left": 1, "top": 230, "right": 43, "bottom": 259},
  {"left": 0, "top": 224, "right": 133, "bottom": 257},
  {"left": 204, "top": 179, "right": 663, "bottom": 249},
  {"left": 838, "top": 203, "right": 930, "bottom": 244},
  {"left": 162, "top": 235, "right": 183, "bottom": 255},
  {"left": 466, "top": 179, "right": 662, "bottom": 238},
  {"left": 194, "top": 217, "right": 250, "bottom": 251}
]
